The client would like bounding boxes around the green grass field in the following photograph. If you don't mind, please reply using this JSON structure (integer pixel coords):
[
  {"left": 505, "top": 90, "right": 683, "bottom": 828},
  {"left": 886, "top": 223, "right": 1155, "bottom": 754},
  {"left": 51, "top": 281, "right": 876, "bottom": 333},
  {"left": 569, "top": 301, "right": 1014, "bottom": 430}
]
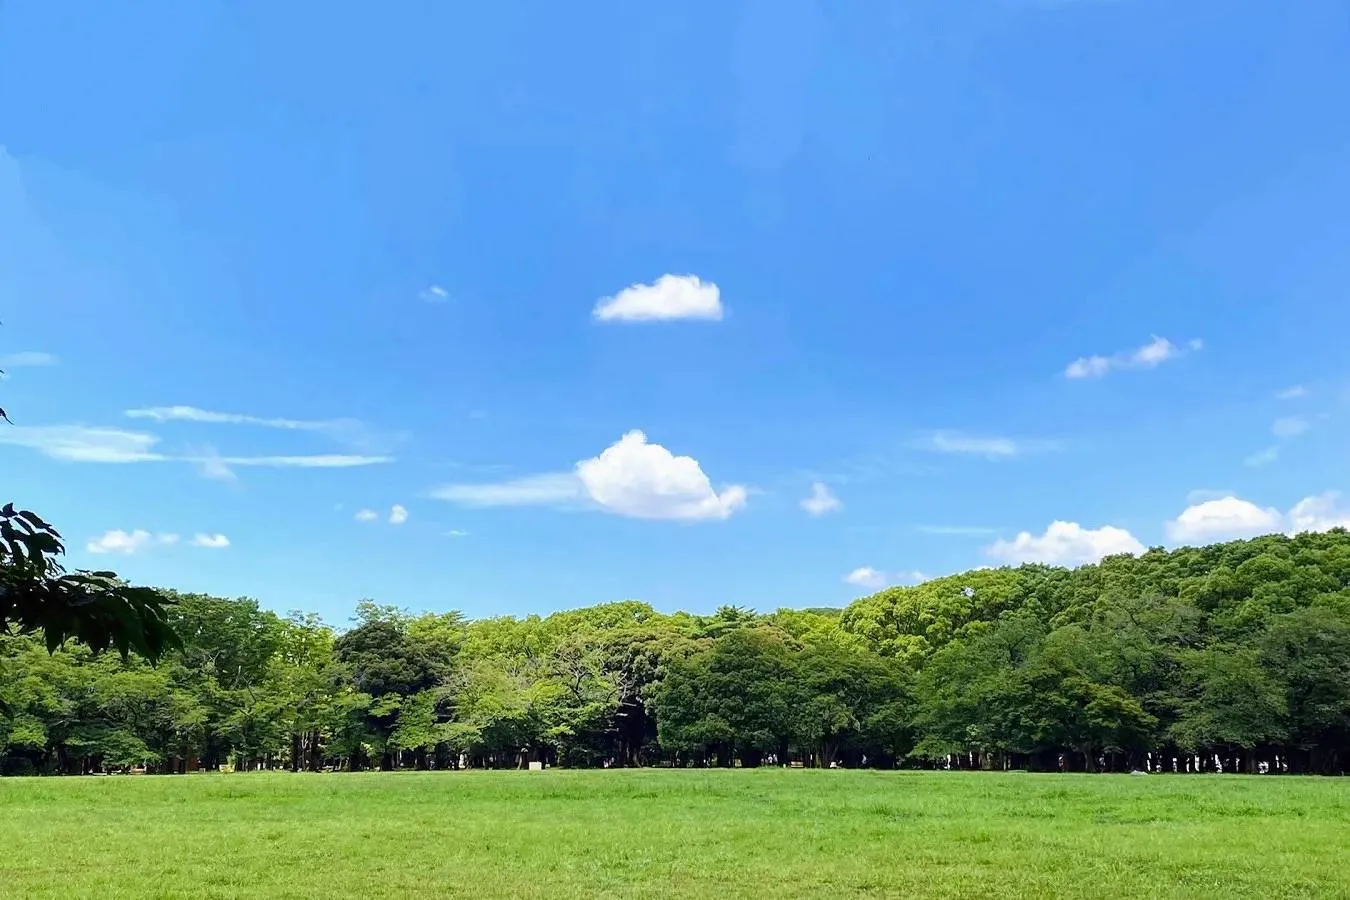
[{"left": 2, "top": 770, "right": 1349, "bottom": 899}]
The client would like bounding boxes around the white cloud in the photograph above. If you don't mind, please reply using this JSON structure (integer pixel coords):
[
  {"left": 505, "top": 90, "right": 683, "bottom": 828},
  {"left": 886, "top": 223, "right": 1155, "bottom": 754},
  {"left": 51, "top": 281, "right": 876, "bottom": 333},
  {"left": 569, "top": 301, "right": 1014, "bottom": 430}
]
[
  {"left": 987, "top": 521, "right": 1145, "bottom": 566},
  {"left": 85, "top": 529, "right": 177, "bottom": 555},
  {"left": 0, "top": 425, "right": 164, "bottom": 463},
  {"left": 0, "top": 351, "right": 57, "bottom": 370},
  {"left": 208, "top": 454, "right": 391, "bottom": 468},
  {"left": 190, "top": 533, "right": 230, "bottom": 549},
  {"left": 388, "top": 504, "right": 409, "bottom": 525},
  {"left": 433, "top": 431, "right": 747, "bottom": 521},
  {"left": 1244, "top": 446, "right": 1280, "bottom": 468},
  {"left": 1286, "top": 492, "right": 1350, "bottom": 535},
  {"left": 354, "top": 509, "right": 379, "bottom": 522},
  {"left": 126, "top": 405, "right": 344, "bottom": 432},
  {"left": 419, "top": 285, "right": 449, "bottom": 302},
  {"left": 1187, "top": 488, "right": 1236, "bottom": 504},
  {"left": 916, "top": 524, "right": 999, "bottom": 536},
  {"left": 431, "top": 473, "right": 584, "bottom": 508},
  {"left": 1276, "top": 385, "right": 1309, "bottom": 400},
  {"left": 1272, "top": 416, "right": 1310, "bottom": 438},
  {"left": 576, "top": 431, "right": 746, "bottom": 520},
  {"left": 918, "top": 431, "right": 1057, "bottom": 459},
  {"left": 1165, "top": 496, "right": 1283, "bottom": 543},
  {"left": 0, "top": 418, "right": 392, "bottom": 475},
  {"left": 800, "top": 482, "right": 842, "bottom": 516},
  {"left": 445, "top": 529, "right": 470, "bottom": 537},
  {"left": 592, "top": 274, "right": 723, "bottom": 322},
  {"left": 1063, "top": 335, "right": 1201, "bottom": 379},
  {"left": 844, "top": 567, "right": 887, "bottom": 589},
  {"left": 1166, "top": 492, "right": 1350, "bottom": 543}
]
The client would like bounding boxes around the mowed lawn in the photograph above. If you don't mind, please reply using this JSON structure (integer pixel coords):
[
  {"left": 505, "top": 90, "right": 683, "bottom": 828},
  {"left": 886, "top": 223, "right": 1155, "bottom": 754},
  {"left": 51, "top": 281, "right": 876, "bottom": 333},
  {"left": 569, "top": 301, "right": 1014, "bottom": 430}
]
[{"left": 2, "top": 770, "right": 1349, "bottom": 899}]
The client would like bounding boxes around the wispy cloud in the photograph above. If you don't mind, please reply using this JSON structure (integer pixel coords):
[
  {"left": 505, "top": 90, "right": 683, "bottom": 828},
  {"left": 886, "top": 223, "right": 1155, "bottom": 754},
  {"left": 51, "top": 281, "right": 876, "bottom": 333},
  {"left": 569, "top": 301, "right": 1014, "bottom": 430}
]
[
  {"left": 915, "top": 431, "right": 1059, "bottom": 459},
  {"left": 1064, "top": 336, "right": 1202, "bottom": 379},
  {"left": 915, "top": 524, "right": 999, "bottom": 536},
  {"left": 1275, "top": 385, "right": 1308, "bottom": 400},
  {"left": 354, "top": 509, "right": 379, "bottom": 522},
  {"left": 0, "top": 423, "right": 391, "bottom": 470},
  {"left": 0, "top": 351, "right": 58, "bottom": 371},
  {"left": 1272, "top": 416, "right": 1310, "bottom": 439},
  {"left": 1244, "top": 446, "right": 1280, "bottom": 468},
  {"left": 123, "top": 405, "right": 402, "bottom": 455},
  {"left": 431, "top": 472, "right": 586, "bottom": 508},
  {"left": 445, "top": 529, "right": 470, "bottom": 537},
  {"left": 800, "top": 482, "right": 842, "bottom": 517},
  {"left": 419, "top": 285, "right": 449, "bottom": 302}
]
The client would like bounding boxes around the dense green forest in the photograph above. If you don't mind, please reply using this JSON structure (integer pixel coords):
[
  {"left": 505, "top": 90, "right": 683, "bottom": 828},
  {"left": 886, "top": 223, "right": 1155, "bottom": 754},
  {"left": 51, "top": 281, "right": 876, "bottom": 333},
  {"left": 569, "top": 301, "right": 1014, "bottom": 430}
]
[{"left": 3, "top": 530, "right": 1349, "bottom": 776}]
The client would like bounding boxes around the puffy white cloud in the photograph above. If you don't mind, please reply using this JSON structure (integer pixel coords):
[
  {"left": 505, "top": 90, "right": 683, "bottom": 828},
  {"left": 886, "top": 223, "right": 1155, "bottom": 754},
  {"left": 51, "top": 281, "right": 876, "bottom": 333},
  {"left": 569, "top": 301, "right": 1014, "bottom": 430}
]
[
  {"left": 388, "top": 504, "right": 409, "bottom": 525},
  {"left": 434, "top": 431, "right": 746, "bottom": 522},
  {"left": 0, "top": 351, "right": 57, "bottom": 369},
  {"left": 800, "top": 482, "right": 841, "bottom": 516},
  {"left": 987, "top": 521, "right": 1145, "bottom": 566},
  {"left": 576, "top": 431, "right": 746, "bottom": 520},
  {"left": 844, "top": 567, "right": 887, "bottom": 589},
  {"left": 354, "top": 509, "right": 379, "bottom": 522},
  {"left": 190, "top": 533, "right": 230, "bottom": 549},
  {"left": 1064, "top": 335, "right": 1201, "bottom": 379},
  {"left": 592, "top": 274, "right": 723, "bottom": 322},
  {"left": 1166, "top": 492, "right": 1350, "bottom": 543},
  {"left": 1165, "top": 496, "right": 1283, "bottom": 542},
  {"left": 85, "top": 529, "right": 177, "bottom": 555},
  {"left": 1286, "top": 492, "right": 1350, "bottom": 535},
  {"left": 1272, "top": 416, "right": 1310, "bottom": 438}
]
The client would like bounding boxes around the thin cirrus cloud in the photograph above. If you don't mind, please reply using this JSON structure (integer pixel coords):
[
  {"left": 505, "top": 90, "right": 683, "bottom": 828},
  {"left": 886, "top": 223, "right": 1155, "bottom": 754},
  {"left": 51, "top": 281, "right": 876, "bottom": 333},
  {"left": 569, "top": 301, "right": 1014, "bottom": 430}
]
[
  {"left": 432, "top": 430, "right": 747, "bottom": 522},
  {"left": 592, "top": 274, "right": 723, "bottom": 322},
  {"left": 0, "top": 423, "right": 391, "bottom": 470},
  {"left": 916, "top": 430, "right": 1059, "bottom": 459},
  {"left": 0, "top": 351, "right": 58, "bottom": 370},
  {"left": 1063, "top": 336, "right": 1203, "bottom": 379},
  {"left": 800, "top": 482, "right": 842, "bottom": 516},
  {"left": 419, "top": 285, "right": 449, "bottom": 302}
]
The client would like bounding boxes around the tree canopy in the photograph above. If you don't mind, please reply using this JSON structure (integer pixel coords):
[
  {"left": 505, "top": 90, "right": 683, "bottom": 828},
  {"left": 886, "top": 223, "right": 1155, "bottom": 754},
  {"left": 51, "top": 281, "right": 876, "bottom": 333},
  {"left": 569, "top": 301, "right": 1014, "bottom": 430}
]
[{"left": 3, "top": 529, "right": 1349, "bottom": 776}]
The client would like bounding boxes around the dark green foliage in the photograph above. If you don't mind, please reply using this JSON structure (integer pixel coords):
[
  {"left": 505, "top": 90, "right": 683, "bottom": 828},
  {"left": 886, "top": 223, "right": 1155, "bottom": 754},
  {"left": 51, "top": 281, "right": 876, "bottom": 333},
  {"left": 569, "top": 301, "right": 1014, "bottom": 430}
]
[{"left": 0, "top": 503, "right": 177, "bottom": 661}]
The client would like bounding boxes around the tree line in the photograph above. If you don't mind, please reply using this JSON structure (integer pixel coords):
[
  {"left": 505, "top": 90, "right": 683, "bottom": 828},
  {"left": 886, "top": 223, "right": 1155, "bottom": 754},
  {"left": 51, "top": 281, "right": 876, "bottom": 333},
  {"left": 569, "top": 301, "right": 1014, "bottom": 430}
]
[{"left": 2, "top": 529, "right": 1349, "bottom": 776}]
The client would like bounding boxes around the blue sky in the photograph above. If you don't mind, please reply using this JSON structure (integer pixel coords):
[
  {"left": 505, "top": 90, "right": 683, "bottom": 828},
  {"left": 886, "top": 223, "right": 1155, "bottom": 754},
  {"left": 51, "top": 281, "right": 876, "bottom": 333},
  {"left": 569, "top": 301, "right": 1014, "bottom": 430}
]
[{"left": 3, "top": 0, "right": 1349, "bottom": 623}]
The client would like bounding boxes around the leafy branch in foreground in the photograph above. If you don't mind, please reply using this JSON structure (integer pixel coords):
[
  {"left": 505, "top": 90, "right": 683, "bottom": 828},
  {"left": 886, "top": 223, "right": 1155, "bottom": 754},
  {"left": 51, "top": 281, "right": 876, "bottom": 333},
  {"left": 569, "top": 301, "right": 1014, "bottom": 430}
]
[{"left": 0, "top": 503, "right": 178, "bottom": 660}]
